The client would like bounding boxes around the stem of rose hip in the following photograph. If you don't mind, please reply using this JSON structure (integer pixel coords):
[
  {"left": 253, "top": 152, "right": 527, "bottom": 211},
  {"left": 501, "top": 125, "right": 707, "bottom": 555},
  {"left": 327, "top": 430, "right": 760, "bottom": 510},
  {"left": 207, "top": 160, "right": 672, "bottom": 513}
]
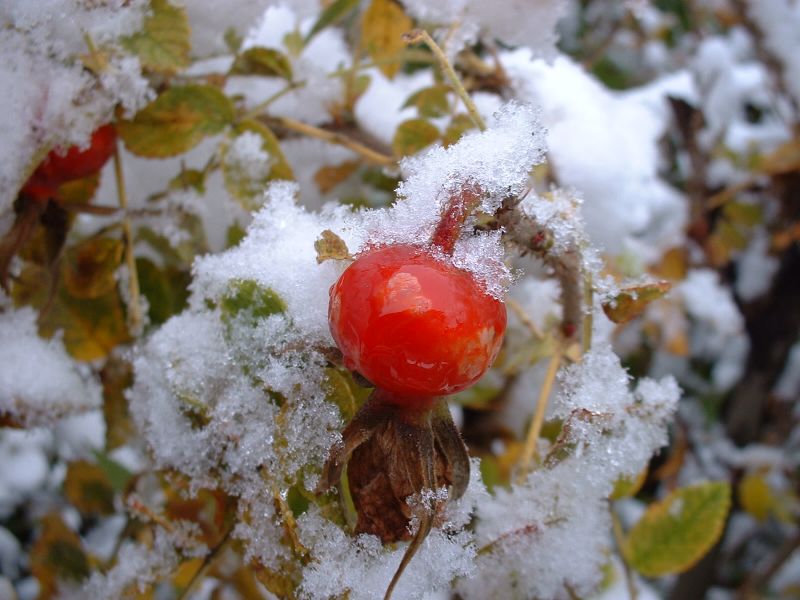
[{"left": 430, "top": 185, "right": 482, "bottom": 255}]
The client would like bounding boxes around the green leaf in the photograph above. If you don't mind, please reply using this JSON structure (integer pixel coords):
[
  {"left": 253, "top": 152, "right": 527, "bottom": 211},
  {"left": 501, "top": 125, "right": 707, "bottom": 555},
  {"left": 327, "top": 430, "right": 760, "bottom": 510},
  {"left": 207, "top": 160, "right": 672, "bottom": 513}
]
[
  {"left": 624, "top": 481, "right": 731, "bottom": 577},
  {"left": 136, "top": 257, "right": 190, "bottom": 326},
  {"left": 231, "top": 46, "right": 293, "bottom": 80},
  {"left": 314, "top": 229, "right": 352, "bottom": 264},
  {"left": 118, "top": 85, "right": 235, "bottom": 158},
  {"left": 121, "top": 0, "right": 190, "bottom": 74},
  {"left": 392, "top": 118, "right": 439, "bottom": 157},
  {"left": 220, "top": 279, "right": 287, "bottom": 326},
  {"left": 361, "top": 0, "right": 413, "bottom": 79},
  {"left": 403, "top": 85, "right": 451, "bottom": 118},
  {"left": 305, "top": 0, "right": 360, "bottom": 43},
  {"left": 323, "top": 368, "right": 370, "bottom": 422}
]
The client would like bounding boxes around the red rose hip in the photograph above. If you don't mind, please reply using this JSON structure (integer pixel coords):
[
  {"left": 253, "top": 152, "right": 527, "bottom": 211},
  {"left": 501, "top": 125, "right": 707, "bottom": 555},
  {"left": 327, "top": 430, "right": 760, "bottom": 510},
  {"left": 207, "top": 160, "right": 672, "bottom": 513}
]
[{"left": 328, "top": 244, "right": 506, "bottom": 398}]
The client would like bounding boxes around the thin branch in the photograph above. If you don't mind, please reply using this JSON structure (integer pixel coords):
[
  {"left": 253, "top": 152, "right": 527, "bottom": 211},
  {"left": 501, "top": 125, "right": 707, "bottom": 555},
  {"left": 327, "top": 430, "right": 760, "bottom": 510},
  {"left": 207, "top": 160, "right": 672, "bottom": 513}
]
[
  {"left": 506, "top": 297, "right": 544, "bottom": 340},
  {"left": 739, "top": 529, "right": 800, "bottom": 598},
  {"left": 241, "top": 82, "right": 306, "bottom": 121},
  {"left": 403, "top": 29, "right": 486, "bottom": 132},
  {"left": 113, "top": 141, "right": 143, "bottom": 335},
  {"left": 517, "top": 349, "right": 562, "bottom": 482},
  {"left": 176, "top": 526, "right": 235, "bottom": 600},
  {"left": 610, "top": 506, "right": 638, "bottom": 600},
  {"left": 266, "top": 115, "right": 395, "bottom": 166}
]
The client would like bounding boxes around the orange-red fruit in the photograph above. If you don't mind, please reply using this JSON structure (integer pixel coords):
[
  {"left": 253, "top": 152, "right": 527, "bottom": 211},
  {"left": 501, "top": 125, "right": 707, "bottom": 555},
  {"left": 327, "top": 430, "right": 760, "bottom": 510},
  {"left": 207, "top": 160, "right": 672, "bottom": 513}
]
[
  {"left": 329, "top": 244, "right": 506, "bottom": 399},
  {"left": 21, "top": 124, "right": 117, "bottom": 200}
]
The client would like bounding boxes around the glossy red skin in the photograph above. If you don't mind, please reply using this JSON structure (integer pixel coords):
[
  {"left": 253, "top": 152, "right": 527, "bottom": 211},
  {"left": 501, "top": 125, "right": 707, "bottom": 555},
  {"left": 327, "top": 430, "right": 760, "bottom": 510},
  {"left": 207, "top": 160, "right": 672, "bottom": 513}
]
[
  {"left": 329, "top": 244, "right": 506, "bottom": 400},
  {"left": 21, "top": 124, "right": 117, "bottom": 200}
]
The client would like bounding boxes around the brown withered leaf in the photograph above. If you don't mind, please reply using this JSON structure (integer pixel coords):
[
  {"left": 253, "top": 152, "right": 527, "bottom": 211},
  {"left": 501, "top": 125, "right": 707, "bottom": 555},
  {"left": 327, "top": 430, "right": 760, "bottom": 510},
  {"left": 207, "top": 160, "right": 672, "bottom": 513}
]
[
  {"left": 314, "top": 160, "right": 359, "bottom": 194},
  {"left": 30, "top": 513, "right": 90, "bottom": 596},
  {"left": 314, "top": 229, "right": 352, "bottom": 264},
  {"left": 602, "top": 281, "right": 672, "bottom": 324},
  {"left": 64, "top": 460, "right": 116, "bottom": 515}
]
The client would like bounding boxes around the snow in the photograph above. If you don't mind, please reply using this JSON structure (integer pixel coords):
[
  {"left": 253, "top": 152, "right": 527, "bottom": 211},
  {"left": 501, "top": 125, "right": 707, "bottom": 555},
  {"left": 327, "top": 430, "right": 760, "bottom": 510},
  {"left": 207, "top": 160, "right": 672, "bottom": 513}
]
[
  {"left": 225, "top": 5, "right": 349, "bottom": 126},
  {"left": 403, "top": 0, "right": 568, "bottom": 55},
  {"left": 0, "top": 307, "right": 102, "bottom": 426},
  {"left": 502, "top": 51, "right": 688, "bottom": 260},
  {"left": 0, "top": 0, "right": 150, "bottom": 214},
  {"left": 746, "top": 0, "right": 800, "bottom": 105},
  {"left": 460, "top": 344, "right": 679, "bottom": 599}
]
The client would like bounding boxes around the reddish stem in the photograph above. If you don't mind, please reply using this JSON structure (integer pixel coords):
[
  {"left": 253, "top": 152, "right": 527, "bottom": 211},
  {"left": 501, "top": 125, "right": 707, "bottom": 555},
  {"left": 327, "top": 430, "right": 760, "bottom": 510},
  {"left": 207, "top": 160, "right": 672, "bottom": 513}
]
[{"left": 430, "top": 185, "right": 482, "bottom": 255}]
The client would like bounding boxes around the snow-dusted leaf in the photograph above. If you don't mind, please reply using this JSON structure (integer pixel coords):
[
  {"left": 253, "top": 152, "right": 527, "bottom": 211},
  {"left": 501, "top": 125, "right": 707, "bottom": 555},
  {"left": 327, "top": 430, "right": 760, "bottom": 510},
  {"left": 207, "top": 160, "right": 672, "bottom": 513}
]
[
  {"left": 118, "top": 85, "right": 234, "bottom": 158},
  {"left": 361, "top": 0, "right": 413, "bottom": 79},
  {"left": 231, "top": 46, "right": 293, "bottom": 80},
  {"left": 392, "top": 118, "right": 439, "bottom": 157},
  {"left": 624, "top": 481, "right": 731, "bottom": 577},
  {"left": 610, "top": 468, "right": 647, "bottom": 500},
  {"left": 220, "top": 279, "right": 287, "bottom": 325},
  {"left": 602, "top": 281, "right": 671, "bottom": 324},
  {"left": 121, "top": 0, "right": 190, "bottom": 74},
  {"left": 314, "top": 229, "right": 352, "bottom": 264}
]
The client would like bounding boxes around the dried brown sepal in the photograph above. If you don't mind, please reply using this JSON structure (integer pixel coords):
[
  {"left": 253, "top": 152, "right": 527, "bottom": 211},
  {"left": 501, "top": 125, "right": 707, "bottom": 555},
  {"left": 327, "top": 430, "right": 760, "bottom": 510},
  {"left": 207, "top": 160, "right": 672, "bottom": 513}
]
[{"left": 317, "top": 388, "right": 471, "bottom": 600}]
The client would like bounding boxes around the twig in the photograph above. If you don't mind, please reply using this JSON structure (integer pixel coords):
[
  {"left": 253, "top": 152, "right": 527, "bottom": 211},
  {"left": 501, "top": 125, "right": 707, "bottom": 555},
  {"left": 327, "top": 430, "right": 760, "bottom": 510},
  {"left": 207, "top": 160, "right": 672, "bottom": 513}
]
[
  {"left": 266, "top": 115, "right": 395, "bottom": 166},
  {"left": 610, "top": 506, "right": 638, "bottom": 600},
  {"left": 506, "top": 297, "right": 544, "bottom": 340},
  {"left": 176, "top": 526, "right": 235, "bottom": 600},
  {"left": 241, "top": 82, "right": 306, "bottom": 121},
  {"left": 494, "top": 196, "right": 584, "bottom": 343},
  {"left": 739, "top": 529, "right": 800, "bottom": 599},
  {"left": 517, "top": 349, "right": 562, "bottom": 481},
  {"left": 113, "top": 142, "right": 143, "bottom": 335},
  {"left": 403, "top": 29, "right": 486, "bottom": 132}
]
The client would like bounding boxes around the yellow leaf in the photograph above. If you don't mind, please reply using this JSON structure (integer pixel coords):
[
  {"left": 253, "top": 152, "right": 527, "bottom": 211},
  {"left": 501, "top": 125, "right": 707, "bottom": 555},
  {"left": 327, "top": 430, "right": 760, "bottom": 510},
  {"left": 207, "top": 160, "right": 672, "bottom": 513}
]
[
  {"left": 63, "top": 237, "right": 124, "bottom": 299},
  {"left": 624, "top": 481, "right": 731, "bottom": 577},
  {"left": 14, "top": 263, "right": 131, "bottom": 362},
  {"left": 739, "top": 471, "right": 772, "bottom": 522},
  {"left": 122, "top": 0, "right": 190, "bottom": 75},
  {"left": 314, "top": 160, "right": 359, "bottom": 194},
  {"left": 314, "top": 229, "right": 352, "bottom": 264},
  {"left": 758, "top": 137, "right": 800, "bottom": 175},
  {"left": 611, "top": 468, "right": 648, "bottom": 500},
  {"left": 30, "top": 514, "right": 90, "bottom": 595},
  {"left": 63, "top": 460, "right": 116, "bottom": 515},
  {"left": 443, "top": 113, "right": 476, "bottom": 147},
  {"left": 361, "top": 0, "right": 413, "bottom": 79},
  {"left": 602, "top": 281, "right": 671, "bottom": 324},
  {"left": 392, "top": 118, "right": 439, "bottom": 157},
  {"left": 118, "top": 85, "right": 234, "bottom": 158}
]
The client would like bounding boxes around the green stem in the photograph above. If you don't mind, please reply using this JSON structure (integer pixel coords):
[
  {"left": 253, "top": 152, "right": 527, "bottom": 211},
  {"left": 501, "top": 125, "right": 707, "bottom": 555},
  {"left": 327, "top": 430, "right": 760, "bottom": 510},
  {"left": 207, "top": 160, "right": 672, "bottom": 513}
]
[
  {"left": 112, "top": 142, "right": 143, "bottom": 335},
  {"left": 403, "top": 29, "right": 486, "bottom": 132}
]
